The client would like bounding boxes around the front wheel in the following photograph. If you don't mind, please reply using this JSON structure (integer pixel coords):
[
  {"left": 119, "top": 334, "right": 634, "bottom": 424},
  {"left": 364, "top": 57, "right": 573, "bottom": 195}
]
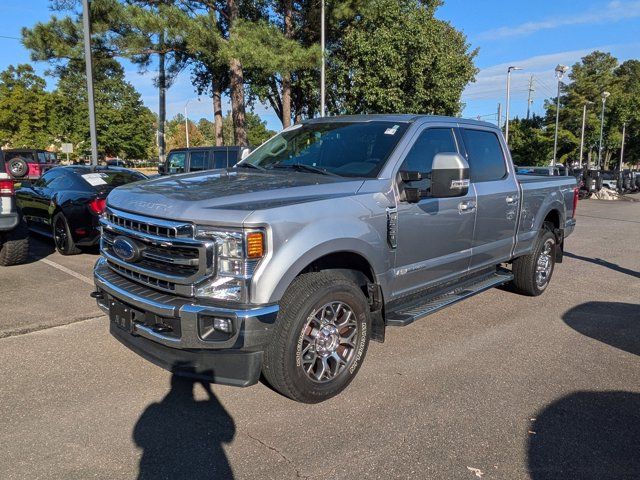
[
  {"left": 262, "top": 271, "right": 371, "bottom": 403},
  {"left": 511, "top": 224, "right": 556, "bottom": 296}
]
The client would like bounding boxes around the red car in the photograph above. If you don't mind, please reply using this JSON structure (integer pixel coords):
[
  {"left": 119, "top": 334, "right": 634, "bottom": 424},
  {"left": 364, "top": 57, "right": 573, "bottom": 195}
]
[{"left": 4, "top": 149, "right": 59, "bottom": 180}]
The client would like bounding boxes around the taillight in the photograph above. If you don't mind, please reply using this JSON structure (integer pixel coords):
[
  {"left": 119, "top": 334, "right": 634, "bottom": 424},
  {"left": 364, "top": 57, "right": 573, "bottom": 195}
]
[
  {"left": 0, "top": 179, "right": 14, "bottom": 196},
  {"left": 88, "top": 197, "right": 107, "bottom": 215},
  {"left": 572, "top": 186, "right": 579, "bottom": 218}
]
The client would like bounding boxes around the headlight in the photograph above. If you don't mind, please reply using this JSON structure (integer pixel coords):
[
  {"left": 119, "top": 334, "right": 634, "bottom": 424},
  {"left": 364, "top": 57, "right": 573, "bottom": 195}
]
[{"left": 194, "top": 226, "right": 266, "bottom": 302}]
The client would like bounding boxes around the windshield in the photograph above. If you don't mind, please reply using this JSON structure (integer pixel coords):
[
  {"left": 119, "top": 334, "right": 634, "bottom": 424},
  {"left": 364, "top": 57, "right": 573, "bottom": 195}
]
[{"left": 240, "top": 121, "right": 409, "bottom": 177}]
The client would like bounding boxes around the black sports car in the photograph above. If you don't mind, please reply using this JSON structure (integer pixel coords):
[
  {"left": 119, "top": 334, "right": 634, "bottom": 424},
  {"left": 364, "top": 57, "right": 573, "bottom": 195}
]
[{"left": 16, "top": 166, "right": 147, "bottom": 255}]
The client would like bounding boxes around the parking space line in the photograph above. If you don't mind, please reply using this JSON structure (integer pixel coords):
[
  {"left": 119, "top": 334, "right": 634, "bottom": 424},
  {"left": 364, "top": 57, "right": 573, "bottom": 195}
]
[{"left": 40, "top": 258, "right": 94, "bottom": 286}]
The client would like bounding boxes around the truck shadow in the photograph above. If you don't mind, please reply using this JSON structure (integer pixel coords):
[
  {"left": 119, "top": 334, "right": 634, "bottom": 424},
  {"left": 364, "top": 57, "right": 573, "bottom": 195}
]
[
  {"left": 528, "top": 391, "right": 640, "bottom": 480},
  {"left": 564, "top": 251, "right": 640, "bottom": 279},
  {"left": 562, "top": 301, "right": 640, "bottom": 357},
  {"left": 133, "top": 374, "right": 235, "bottom": 479}
]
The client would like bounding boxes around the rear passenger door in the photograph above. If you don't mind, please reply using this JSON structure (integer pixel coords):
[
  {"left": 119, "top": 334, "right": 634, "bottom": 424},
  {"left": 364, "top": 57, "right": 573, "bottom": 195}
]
[
  {"left": 188, "top": 150, "right": 209, "bottom": 173},
  {"left": 459, "top": 127, "right": 519, "bottom": 271}
]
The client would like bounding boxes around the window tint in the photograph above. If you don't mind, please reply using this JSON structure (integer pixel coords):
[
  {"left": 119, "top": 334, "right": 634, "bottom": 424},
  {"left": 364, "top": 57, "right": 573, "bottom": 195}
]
[
  {"left": 167, "top": 152, "right": 186, "bottom": 174},
  {"left": 461, "top": 129, "right": 506, "bottom": 182},
  {"left": 213, "top": 150, "right": 230, "bottom": 169},
  {"left": 189, "top": 151, "right": 208, "bottom": 172},
  {"left": 6, "top": 152, "right": 35, "bottom": 163},
  {"left": 400, "top": 128, "right": 458, "bottom": 174}
]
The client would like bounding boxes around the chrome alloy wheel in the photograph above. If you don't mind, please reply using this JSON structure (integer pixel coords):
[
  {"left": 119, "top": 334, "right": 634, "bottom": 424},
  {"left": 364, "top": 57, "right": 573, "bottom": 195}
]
[
  {"left": 535, "top": 238, "right": 555, "bottom": 288},
  {"left": 298, "top": 301, "right": 358, "bottom": 383}
]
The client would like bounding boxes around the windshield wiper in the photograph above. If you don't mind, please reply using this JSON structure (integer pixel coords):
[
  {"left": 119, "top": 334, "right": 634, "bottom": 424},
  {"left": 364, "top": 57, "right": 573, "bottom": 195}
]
[
  {"left": 271, "top": 163, "right": 339, "bottom": 177},
  {"left": 235, "top": 162, "right": 265, "bottom": 171}
]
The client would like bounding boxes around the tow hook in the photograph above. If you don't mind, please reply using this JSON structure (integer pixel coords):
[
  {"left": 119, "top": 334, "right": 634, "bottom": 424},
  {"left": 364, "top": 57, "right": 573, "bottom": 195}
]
[{"left": 90, "top": 291, "right": 104, "bottom": 300}]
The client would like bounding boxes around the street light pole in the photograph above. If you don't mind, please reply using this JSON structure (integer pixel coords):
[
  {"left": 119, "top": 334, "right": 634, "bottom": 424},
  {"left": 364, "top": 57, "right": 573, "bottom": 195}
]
[
  {"left": 184, "top": 101, "right": 190, "bottom": 148},
  {"left": 320, "top": 0, "right": 325, "bottom": 117},
  {"left": 620, "top": 122, "right": 626, "bottom": 170},
  {"left": 579, "top": 101, "right": 593, "bottom": 169},
  {"left": 82, "top": 0, "right": 98, "bottom": 167},
  {"left": 552, "top": 64, "right": 569, "bottom": 168},
  {"left": 504, "top": 66, "right": 522, "bottom": 145},
  {"left": 598, "top": 91, "right": 610, "bottom": 169}
]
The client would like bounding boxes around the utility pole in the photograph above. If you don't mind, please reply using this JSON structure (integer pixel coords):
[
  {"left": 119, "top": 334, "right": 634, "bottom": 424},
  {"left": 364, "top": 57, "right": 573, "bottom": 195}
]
[
  {"left": 320, "top": 0, "right": 325, "bottom": 117},
  {"left": 82, "top": 0, "right": 98, "bottom": 167},
  {"left": 497, "top": 103, "right": 502, "bottom": 130},
  {"left": 620, "top": 122, "right": 626, "bottom": 170},
  {"left": 526, "top": 75, "right": 534, "bottom": 120},
  {"left": 184, "top": 103, "right": 190, "bottom": 148}
]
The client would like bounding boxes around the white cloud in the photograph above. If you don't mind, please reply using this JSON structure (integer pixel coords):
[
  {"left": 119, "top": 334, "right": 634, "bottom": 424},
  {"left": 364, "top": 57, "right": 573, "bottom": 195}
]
[{"left": 478, "top": 1, "right": 640, "bottom": 40}]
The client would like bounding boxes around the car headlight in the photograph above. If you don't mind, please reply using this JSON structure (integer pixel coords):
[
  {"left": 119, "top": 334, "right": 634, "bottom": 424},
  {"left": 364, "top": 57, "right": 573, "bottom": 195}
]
[{"left": 194, "top": 226, "right": 266, "bottom": 302}]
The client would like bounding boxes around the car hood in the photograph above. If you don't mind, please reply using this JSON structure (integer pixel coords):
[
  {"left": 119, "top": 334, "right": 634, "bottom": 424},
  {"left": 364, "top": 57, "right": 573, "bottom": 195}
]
[{"left": 106, "top": 169, "right": 365, "bottom": 226}]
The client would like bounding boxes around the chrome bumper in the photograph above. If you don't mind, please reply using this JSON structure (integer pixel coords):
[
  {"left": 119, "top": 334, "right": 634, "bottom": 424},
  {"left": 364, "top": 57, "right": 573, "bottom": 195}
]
[{"left": 93, "top": 257, "right": 278, "bottom": 351}]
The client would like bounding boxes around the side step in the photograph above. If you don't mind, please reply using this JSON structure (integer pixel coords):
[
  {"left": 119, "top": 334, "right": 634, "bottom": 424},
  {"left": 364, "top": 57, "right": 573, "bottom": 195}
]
[{"left": 386, "top": 270, "right": 514, "bottom": 327}]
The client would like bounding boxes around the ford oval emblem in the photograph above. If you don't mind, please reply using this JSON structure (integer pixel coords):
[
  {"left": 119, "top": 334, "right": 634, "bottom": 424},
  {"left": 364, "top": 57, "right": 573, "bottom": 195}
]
[{"left": 113, "top": 236, "right": 142, "bottom": 262}]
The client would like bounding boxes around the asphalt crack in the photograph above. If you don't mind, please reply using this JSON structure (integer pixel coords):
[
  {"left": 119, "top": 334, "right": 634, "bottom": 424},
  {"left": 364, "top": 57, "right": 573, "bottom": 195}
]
[{"left": 243, "top": 431, "right": 309, "bottom": 479}]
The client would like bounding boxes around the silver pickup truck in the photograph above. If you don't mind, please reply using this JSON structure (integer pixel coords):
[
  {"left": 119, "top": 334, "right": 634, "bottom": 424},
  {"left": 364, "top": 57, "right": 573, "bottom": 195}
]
[{"left": 93, "top": 115, "right": 578, "bottom": 403}]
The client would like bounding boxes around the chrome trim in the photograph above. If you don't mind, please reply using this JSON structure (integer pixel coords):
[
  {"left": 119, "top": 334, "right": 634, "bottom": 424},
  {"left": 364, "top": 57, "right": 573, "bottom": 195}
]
[
  {"left": 95, "top": 258, "right": 280, "bottom": 349},
  {"left": 105, "top": 208, "right": 194, "bottom": 238}
]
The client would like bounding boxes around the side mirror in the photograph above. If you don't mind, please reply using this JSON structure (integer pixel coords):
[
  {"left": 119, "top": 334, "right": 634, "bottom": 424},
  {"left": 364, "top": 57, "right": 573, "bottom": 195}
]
[
  {"left": 240, "top": 147, "right": 251, "bottom": 160},
  {"left": 431, "top": 153, "right": 470, "bottom": 198},
  {"left": 157, "top": 163, "right": 166, "bottom": 175}
]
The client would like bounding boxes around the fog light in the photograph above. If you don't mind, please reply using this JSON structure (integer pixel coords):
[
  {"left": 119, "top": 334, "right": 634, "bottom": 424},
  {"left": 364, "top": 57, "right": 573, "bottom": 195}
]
[{"left": 213, "top": 317, "right": 233, "bottom": 333}]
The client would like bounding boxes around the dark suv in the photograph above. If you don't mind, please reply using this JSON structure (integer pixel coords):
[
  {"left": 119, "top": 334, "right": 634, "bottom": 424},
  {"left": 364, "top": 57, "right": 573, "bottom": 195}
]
[
  {"left": 0, "top": 152, "right": 29, "bottom": 266},
  {"left": 158, "top": 146, "right": 249, "bottom": 175},
  {"left": 3, "top": 149, "right": 59, "bottom": 180}
]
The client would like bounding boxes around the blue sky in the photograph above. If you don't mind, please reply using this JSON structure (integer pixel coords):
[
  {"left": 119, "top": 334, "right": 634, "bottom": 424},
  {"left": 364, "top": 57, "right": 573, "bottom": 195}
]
[{"left": 0, "top": 0, "right": 639, "bottom": 131}]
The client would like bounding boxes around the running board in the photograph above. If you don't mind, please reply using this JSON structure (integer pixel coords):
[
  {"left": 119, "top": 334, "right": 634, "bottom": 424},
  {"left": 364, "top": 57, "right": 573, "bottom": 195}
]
[{"left": 386, "top": 271, "right": 514, "bottom": 327}]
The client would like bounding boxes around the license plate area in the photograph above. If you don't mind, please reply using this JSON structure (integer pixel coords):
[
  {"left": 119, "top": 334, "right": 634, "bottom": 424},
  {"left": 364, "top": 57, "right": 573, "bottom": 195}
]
[{"left": 109, "top": 298, "right": 143, "bottom": 333}]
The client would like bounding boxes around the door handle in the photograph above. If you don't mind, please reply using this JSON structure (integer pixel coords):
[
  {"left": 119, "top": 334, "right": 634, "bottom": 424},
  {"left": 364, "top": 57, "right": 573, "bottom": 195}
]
[
  {"left": 506, "top": 195, "right": 519, "bottom": 205},
  {"left": 458, "top": 200, "right": 476, "bottom": 214}
]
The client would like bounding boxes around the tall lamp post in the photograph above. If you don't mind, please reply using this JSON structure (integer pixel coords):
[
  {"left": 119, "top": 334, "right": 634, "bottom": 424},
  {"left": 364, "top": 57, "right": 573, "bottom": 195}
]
[
  {"left": 579, "top": 100, "right": 594, "bottom": 169},
  {"left": 504, "top": 66, "right": 523, "bottom": 145},
  {"left": 82, "top": 0, "right": 98, "bottom": 166},
  {"left": 552, "top": 64, "right": 569, "bottom": 168},
  {"left": 620, "top": 122, "right": 626, "bottom": 170},
  {"left": 320, "top": 0, "right": 325, "bottom": 117},
  {"left": 598, "top": 91, "right": 610, "bottom": 169},
  {"left": 184, "top": 100, "right": 191, "bottom": 148}
]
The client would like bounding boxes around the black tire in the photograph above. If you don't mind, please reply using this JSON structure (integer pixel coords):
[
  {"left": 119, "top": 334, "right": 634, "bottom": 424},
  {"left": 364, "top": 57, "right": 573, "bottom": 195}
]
[
  {"left": 511, "top": 223, "right": 556, "bottom": 296},
  {"left": 0, "top": 220, "right": 30, "bottom": 266},
  {"left": 7, "top": 158, "right": 28, "bottom": 178},
  {"left": 262, "top": 271, "right": 372, "bottom": 403},
  {"left": 52, "top": 213, "right": 81, "bottom": 255}
]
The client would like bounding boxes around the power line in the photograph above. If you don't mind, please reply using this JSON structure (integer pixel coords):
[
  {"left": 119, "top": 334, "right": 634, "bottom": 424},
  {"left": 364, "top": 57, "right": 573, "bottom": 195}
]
[{"left": 0, "top": 35, "right": 20, "bottom": 40}]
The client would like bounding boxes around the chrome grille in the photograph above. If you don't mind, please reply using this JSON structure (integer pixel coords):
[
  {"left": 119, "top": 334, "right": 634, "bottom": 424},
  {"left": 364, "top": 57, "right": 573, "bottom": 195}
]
[{"left": 100, "top": 208, "right": 214, "bottom": 296}]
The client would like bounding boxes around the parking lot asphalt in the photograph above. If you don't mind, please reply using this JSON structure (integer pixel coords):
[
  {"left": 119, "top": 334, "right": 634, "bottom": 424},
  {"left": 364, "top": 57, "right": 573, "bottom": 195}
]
[{"left": 1, "top": 198, "right": 639, "bottom": 479}]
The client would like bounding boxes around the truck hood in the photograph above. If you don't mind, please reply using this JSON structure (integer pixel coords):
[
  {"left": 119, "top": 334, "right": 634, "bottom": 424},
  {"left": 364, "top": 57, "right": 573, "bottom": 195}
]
[{"left": 107, "top": 169, "right": 365, "bottom": 225}]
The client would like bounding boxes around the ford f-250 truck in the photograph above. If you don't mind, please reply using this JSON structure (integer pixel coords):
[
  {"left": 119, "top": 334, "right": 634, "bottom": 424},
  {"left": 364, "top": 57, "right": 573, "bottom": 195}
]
[{"left": 92, "top": 115, "right": 578, "bottom": 403}]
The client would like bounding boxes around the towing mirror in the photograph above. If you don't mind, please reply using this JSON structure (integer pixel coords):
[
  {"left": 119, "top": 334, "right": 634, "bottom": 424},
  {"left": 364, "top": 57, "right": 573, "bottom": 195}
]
[{"left": 430, "top": 153, "right": 470, "bottom": 198}]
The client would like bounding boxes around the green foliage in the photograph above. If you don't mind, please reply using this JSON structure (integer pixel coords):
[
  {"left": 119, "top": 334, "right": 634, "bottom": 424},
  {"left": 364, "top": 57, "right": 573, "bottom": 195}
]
[
  {"left": 328, "top": 0, "right": 477, "bottom": 115},
  {"left": 52, "top": 58, "right": 156, "bottom": 158},
  {"left": 507, "top": 116, "right": 553, "bottom": 166},
  {"left": 0, "top": 65, "right": 54, "bottom": 148}
]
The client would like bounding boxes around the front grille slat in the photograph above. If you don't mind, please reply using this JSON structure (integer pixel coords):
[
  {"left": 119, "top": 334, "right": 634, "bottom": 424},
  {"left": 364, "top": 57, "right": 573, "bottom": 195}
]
[{"left": 101, "top": 209, "right": 211, "bottom": 297}]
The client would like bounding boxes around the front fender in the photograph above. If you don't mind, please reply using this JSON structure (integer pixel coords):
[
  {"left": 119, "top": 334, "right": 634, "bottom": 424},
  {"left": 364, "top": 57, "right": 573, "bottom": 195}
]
[{"left": 251, "top": 219, "right": 389, "bottom": 305}]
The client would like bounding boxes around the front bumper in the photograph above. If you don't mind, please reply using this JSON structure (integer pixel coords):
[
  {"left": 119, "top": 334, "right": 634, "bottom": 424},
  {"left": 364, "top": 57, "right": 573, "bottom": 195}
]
[{"left": 93, "top": 258, "right": 279, "bottom": 387}]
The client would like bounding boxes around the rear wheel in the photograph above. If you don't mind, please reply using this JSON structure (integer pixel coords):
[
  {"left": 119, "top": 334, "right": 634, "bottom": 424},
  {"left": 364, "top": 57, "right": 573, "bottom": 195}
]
[
  {"left": 53, "top": 213, "right": 81, "bottom": 255},
  {"left": 262, "top": 271, "right": 371, "bottom": 403},
  {"left": 0, "top": 220, "right": 30, "bottom": 266},
  {"left": 511, "top": 223, "right": 556, "bottom": 296}
]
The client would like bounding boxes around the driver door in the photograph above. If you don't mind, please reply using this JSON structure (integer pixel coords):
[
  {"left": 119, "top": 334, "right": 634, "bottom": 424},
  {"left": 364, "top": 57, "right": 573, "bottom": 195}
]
[{"left": 392, "top": 126, "right": 476, "bottom": 298}]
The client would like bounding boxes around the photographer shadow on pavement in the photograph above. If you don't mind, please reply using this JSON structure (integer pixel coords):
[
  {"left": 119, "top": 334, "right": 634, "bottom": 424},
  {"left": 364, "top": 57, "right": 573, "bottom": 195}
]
[
  {"left": 562, "top": 301, "right": 640, "bottom": 356},
  {"left": 133, "top": 372, "right": 236, "bottom": 480}
]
